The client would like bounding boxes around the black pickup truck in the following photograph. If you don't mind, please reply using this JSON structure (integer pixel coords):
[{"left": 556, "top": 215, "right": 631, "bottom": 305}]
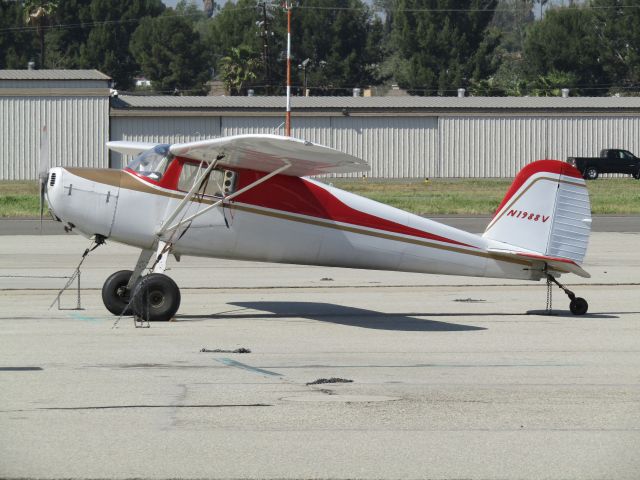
[{"left": 568, "top": 149, "right": 640, "bottom": 180}]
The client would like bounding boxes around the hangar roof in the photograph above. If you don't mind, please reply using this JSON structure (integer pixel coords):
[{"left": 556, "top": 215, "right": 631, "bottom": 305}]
[
  {"left": 113, "top": 94, "right": 640, "bottom": 112},
  {"left": 0, "top": 69, "right": 111, "bottom": 80}
]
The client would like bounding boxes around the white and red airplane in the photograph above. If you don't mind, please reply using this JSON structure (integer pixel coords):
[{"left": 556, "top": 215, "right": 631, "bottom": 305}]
[{"left": 42, "top": 134, "right": 592, "bottom": 321}]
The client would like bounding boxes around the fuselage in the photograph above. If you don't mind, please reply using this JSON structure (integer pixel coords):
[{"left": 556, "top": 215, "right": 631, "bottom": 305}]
[{"left": 45, "top": 159, "right": 540, "bottom": 282}]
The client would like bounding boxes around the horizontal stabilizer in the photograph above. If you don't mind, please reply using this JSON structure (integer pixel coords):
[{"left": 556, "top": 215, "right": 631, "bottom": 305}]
[
  {"left": 489, "top": 248, "right": 590, "bottom": 278},
  {"left": 170, "top": 134, "right": 369, "bottom": 177}
]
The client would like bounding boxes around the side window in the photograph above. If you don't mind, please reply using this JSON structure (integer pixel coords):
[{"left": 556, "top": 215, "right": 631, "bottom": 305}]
[{"left": 178, "top": 162, "right": 237, "bottom": 197}]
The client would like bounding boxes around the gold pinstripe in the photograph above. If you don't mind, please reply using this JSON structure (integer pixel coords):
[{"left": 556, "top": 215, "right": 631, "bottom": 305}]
[
  {"left": 485, "top": 176, "right": 585, "bottom": 232},
  {"left": 65, "top": 167, "right": 575, "bottom": 273}
]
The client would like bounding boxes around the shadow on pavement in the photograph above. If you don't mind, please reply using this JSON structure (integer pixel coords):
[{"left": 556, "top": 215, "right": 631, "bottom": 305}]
[
  {"left": 526, "top": 310, "right": 619, "bottom": 318},
  {"left": 180, "top": 301, "right": 487, "bottom": 331}
]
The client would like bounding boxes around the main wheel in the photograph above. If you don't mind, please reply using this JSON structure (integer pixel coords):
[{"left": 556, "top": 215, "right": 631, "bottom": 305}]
[
  {"left": 584, "top": 167, "right": 599, "bottom": 180},
  {"left": 102, "top": 270, "right": 134, "bottom": 316},
  {"left": 132, "top": 273, "right": 181, "bottom": 322},
  {"left": 569, "top": 297, "right": 588, "bottom": 316}
]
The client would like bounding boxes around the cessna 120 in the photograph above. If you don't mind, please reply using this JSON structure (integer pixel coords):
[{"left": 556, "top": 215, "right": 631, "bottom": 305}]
[{"left": 41, "top": 134, "right": 592, "bottom": 321}]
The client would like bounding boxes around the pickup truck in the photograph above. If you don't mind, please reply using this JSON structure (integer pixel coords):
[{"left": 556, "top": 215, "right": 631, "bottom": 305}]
[{"left": 568, "top": 149, "right": 640, "bottom": 180}]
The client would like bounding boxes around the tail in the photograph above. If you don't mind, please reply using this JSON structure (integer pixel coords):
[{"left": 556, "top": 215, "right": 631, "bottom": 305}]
[{"left": 483, "top": 160, "right": 592, "bottom": 277}]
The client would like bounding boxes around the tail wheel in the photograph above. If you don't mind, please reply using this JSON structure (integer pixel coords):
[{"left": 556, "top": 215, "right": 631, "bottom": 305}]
[
  {"left": 132, "top": 273, "right": 181, "bottom": 322},
  {"left": 569, "top": 297, "right": 588, "bottom": 316},
  {"left": 584, "top": 167, "right": 599, "bottom": 180}
]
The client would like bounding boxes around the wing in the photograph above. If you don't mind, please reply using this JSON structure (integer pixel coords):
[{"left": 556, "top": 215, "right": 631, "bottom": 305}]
[
  {"left": 169, "top": 134, "right": 369, "bottom": 176},
  {"left": 106, "top": 140, "right": 160, "bottom": 157}
]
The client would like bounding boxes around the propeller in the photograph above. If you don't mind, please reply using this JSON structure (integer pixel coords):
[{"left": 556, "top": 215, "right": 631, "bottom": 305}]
[{"left": 37, "top": 125, "right": 50, "bottom": 233}]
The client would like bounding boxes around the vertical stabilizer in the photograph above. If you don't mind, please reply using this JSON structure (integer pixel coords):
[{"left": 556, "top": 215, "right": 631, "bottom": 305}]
[{"left": 483, "top": 160, "right": 591, "bottom": 264}]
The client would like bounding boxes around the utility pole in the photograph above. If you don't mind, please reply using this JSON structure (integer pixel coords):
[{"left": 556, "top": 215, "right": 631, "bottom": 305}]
[
  {"left": 284, "top": 0, "right": 292, "bottom": 137},
  {"left": 258, "top": 2, "right": 272, "bottom": 94}
]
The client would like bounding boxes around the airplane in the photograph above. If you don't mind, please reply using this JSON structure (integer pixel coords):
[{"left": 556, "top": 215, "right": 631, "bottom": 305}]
[{"left": 41, "top": 133, "right": 592, "bottom": 321}]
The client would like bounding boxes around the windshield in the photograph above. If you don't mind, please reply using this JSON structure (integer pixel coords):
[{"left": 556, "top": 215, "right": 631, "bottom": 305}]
[{"left": 127, "top": 144, "right": 172, "bottom": 181}]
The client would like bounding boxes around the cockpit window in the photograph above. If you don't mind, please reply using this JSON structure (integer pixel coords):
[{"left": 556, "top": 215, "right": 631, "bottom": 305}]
[
  {"left": 178, "top": 161, "right": 237, "bottom": 198},
  {"left": 127, "top": 144, "right": 172, "bottom": 181}
]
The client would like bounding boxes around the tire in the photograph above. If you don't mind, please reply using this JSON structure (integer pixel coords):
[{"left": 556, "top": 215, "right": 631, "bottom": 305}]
[
  {"left": 102, "top": 270, "right": 134, "bottom": 316},
  {"left": 569, "top": 297, "right": 588, "bottom": 316},
  {"left": 584, "top": 167, "right": 599, "bottom": 180},
  {"left": 132, "top": 273, "right": 181, "bottom": 322},
  {"left": 633, "top": 169, "right": 640, "bottom": 180}
]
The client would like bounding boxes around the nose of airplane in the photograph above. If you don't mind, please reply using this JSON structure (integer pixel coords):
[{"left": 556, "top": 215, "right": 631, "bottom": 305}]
[
  {"left": 45, "top": 167, "right": 64, "bottom": 220},
  {"left": 43, "top": 166, "right": 122, "bottom": 238}
]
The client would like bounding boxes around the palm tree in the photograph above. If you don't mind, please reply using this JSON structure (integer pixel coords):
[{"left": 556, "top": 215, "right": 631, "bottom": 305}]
[
  {"left": 218, "top": 46, "right": 259, "bottom": 96},
  {"left": 24, "top": 0, "right": 59, "bottom": 68}
]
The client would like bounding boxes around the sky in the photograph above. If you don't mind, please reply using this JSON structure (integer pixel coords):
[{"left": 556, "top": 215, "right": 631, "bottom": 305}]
[{"left": 162, "top": 0, "right": 201, "bottom": 8}]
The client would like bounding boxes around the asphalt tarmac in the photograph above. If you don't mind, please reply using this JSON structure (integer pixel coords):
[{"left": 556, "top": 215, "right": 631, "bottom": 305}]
[{"left": 1, "top": 231, "right": 639, "bottom": 479}]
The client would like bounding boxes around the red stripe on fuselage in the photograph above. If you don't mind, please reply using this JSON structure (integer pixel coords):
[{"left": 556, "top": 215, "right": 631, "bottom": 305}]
[{"left": 233, "top": 169, "right": 477, "bottom": 249}]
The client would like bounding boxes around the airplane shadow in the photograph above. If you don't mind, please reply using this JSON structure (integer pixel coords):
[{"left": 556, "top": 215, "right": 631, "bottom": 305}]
[
  {"left": 526, "top": 310, "right": 619, "bottom": 319},
  {"left": 181, "top": 301, "right": 487, "bottom": 332}
]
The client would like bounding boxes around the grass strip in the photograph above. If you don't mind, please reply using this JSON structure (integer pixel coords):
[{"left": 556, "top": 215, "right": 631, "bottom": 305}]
[
  {"left": 1, "top": 178, "right": 639, "bottom": 218},
  {"left": 0, "top": 182, "right": 40, "bottom": 218},
  {"left": 329, "top": 178, "right": 640, "bottom": 216}
]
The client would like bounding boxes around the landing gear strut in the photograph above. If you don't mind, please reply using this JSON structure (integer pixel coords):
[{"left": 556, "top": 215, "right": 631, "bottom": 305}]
[{"left": 546, "top": 274, "right": 588, "bottom": 316}]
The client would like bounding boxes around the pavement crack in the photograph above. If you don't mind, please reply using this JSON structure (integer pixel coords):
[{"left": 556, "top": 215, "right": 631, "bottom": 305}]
[{"left": 1, "top": 404, "right": 271, "bottom": 412}]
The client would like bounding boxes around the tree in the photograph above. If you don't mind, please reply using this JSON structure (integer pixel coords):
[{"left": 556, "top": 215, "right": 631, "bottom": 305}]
[
  {"left": 528, "top": 70, "right": 578, "bottom": 96},
  {"left": 43, "top": 0, "right": 165, "bottom": 89},
  {"left": 387, "top": 0, "right": 499, "bottom": 95},
  {"left": 205, "top": 0, "right": 264, "bottom": 61},
  {"left": 130, "top": 11, "right": 212, "bottom": 94},
  {"left": 0, "top": 0, "right": 38, "bottom": 68},
  {"left": 204, "top": 0, "right": 382, "bottom": 95},
  {"left": 202, "top": 0, "right": 217, "bottom": 18},
  {"left": 291, "top": 0, "right": 383, "bottom": 94},
  {"left": 24, "top": 0, "right": 59, "bottom": 68},
  {"left": 523, "top": 6, "right": 607, "bottom": 95},
  {"left": 479, "top": 1, "right": 535, "bottom": 96},
  {"left": 491, "top": 0, "right": 534, "bottom": 54},
  {"left": 590, "top": 0, "right": 640, "bottom": 92},
  {"left": 218, "top": 45, "right": 260, "bottom": 95}
]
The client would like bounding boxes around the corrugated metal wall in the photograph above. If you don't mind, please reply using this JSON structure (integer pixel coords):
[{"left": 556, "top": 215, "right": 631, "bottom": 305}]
[
  {"left": 439, "top": 116, "right": 549, "bottom": 177},
  {"left": 331, "top": 117, "right": 438, "bottom": 178},
  {"left": 111, "top": 115, "right": 439, "bottom": 177},
  {"left": 439, "top": 115, "right": 640, "bottom": 177},
  {"left": 2, "top": 87, "right": 640, "bottom": 180},
  {"left": 0, "top": 96, "right": 109, "bottom": 180},
  {"left": 545, "top": 116, "right": 640, "bottom": 160}
]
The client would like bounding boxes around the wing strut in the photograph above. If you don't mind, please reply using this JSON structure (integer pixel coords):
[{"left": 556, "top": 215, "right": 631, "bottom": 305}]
[
  {"left": 160, "top": 161, "right": 291, "bottom": 236},
  {"left": 155, "top": 155, "right": 223, "bottom": 236}
]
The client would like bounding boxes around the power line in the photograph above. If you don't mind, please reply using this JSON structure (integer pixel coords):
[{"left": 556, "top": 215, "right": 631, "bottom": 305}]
[
  {"left": 135, "top": 81, "right": 640, "bottom": 96},
  {"left": 0, "top": 7, "right": 256, "bottom": 34},
  {"left": 3, "top": 3, "right": 640, "bottom": 35}
]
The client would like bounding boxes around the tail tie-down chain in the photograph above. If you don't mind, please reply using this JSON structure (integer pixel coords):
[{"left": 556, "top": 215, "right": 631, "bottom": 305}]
[{"left": 546, "top": 275, "right": 553, "bottom": 314}]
